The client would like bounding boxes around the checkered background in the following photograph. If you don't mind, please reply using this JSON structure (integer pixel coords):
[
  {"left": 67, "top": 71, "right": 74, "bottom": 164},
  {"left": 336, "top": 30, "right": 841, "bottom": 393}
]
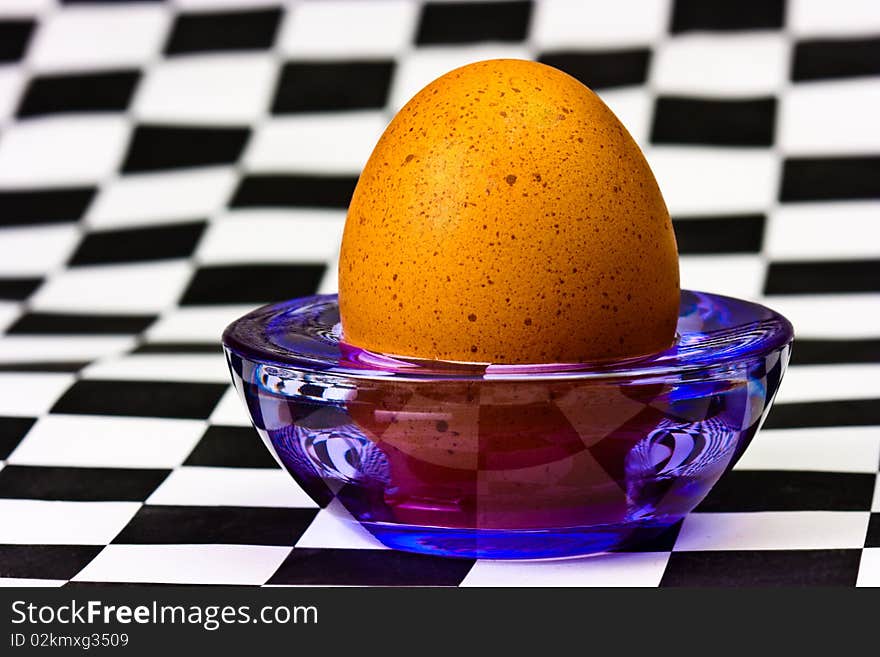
[{"left": 0, "top": 0, "right": 877, "bottom": 587}]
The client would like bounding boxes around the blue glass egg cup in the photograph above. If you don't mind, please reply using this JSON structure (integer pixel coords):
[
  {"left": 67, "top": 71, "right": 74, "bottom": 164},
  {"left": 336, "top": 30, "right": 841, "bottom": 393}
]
[{"left": 222, "top": 290, "right": 793, "bottom": 560}]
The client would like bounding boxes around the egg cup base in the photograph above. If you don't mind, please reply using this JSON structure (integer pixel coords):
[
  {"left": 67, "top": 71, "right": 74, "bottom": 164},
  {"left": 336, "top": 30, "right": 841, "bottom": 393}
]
[
  {"left": 355, "top": 517, "right": 682, "bottom": 560},
  {"left": 222, "top": 291, "right": 793, "bottom": 560}
]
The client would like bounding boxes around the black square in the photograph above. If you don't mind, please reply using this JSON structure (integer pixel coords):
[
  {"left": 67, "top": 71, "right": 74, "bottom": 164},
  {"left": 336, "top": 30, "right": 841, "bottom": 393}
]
[
  {"left": 673, "top": 214, "right": 765, "bottom": 254},
  {"left": 651, "top": 97, "right": 776, "bottom": 147},
  {"left": 661, "top": 550, "right": 862, "bottom": 587},
  {"left": 165, "top": 8, "right": 282, "bottom": 55},
  {"left": 780, "top": 157, "right": 880, "bottom": 202},
  {"left": 185, "top": 425, "right": 279, "bottom": 469},
  {"left": 0, "top": 188, "right": 96, "bottom": 227},
  {"left": 764, "top": 399, "right": 880, "bottom": 429},
  {"left": 792, "top": 37, "right": 880, "bottom": 82},
  {"left": 179, "top": 264, "right": 327, "bottom": 305},
  {"left": 17, "top": 70, "right": 140, "bottom": 118},
  {"left": 764, "top": 260, "right": 880, "bottom": 295},
  {"left": 68, "top": 222, "right": 207, "bottom": 266},
  {"left": 6, "top": 312, "right": 157, "bottom": 335},
  {"left": 230, "top": 175, "right": 357, "bottom": 209},
  {"left": 112, "top": 506, "right": 318, "bottom": 546},
  {"left": 0, "top": 362, "right": 89, "bottom": 374},
  {"left": 670, "top": 0, "right": 784, "bottom": 33},
  {"left": 0, "top": 20, "right": 35, "bottom": 62},
  {"left": 866, "top": 514, "right": 880, "bottom": 548},
  {"left": 0, "top": 278, "right": 43, "bottom": 301},
  {"left": 789, "top": 339, "right": 880, "bottom": 366},
  {"left": 0, "top": 465, "right": 169, "bottom": 502},
  {"left": 539, "top": 50, "right": 651, "bottom": 90},
  {"left": 695, "top": 471, "right": 876, "bottom": 512},
  {"left": 0, "top": 417, "right": 35, "bottom": 460},
  {"left": 121, "top": 125, "right": 251, "bottom": 173},
  {"left": 268, "top": 548, "right": 475, "bottom": 586},
  {"left": 0, "top": 545, "right": 103, "bottom": 580},
  {"left": 416, "top": 1, "right": 532, "bottom": 45},
  {"left": 51, "top": 380, "right": 229, "bottom": 419},
  {"left": 272, "top": 61, "right": 394, "bottom": 113},
  {"left": 132, "top": 342, "right": 221, "bottom": 355}
]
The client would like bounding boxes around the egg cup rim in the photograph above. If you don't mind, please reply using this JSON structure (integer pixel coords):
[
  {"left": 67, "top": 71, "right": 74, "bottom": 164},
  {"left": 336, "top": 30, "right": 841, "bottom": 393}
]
[{"left": 221, "top": 290, "right": 794, "bottom": 384}]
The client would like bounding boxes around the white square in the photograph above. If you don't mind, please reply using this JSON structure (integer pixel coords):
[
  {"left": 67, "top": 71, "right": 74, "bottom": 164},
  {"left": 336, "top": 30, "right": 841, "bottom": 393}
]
[
  {"left": 82, "top": 354, "right": 230, "bottom": 384},
  {"left": 146, "top": 466, "right": 318, "bottom": 508},
  {"left": 135, "top": 54, "right": 277, "bottom": 125},
  {"left": 735, "top": 427, "right": 880, "bottom": 474},
  {"left": 29, "top": 6, "right": 170, "bottom": 72},
  {"left": 245, "top": 113, "right": 387, "bottom": 174},
  {"left": 280, "top": 0, "right": 418, "bottom": 57},
  {"left": 0, "top": 0, "right": 54, "bottom": 17},
  {"left": 775, "top": 364, "right": 880, "bottom": 404},
  {"left": 652, "top": 34, "right": 787, "bottom": 96},
  {"left": 0, "top": 117, "right": 129, "bottom": 186},
  {"left": 766, "top": 202, "right": 880, "bottom": 261},
  {"left": 8, "top": 414, "right": 206, "bottom": 469},
  {"left": 172, "top": 0, "right": 281, "bottom": 7},
  {"left": 72, "top": 544, "right": 292, "bottom": 585},
  {"left": 0, "top": 578, "right": 66, "bottom": 587},
  {"left": 0, "top": 337, "right": 135, "bottom": 365},
  {"left": 86, "top": 168, "right": 237, "bottom": 230},
  {"left": 780, "top": 80, "right": 880, "bottom": 155},
  {"left": 857, "top": 548, "right": 880, "bottom": 587},
  {"left": 759, "top": 295, "right": 880, "bottom": 338},
  {"left": 645, "top": 147, "right": 779, "bottom": 214},
  {"left": 0, "top": 302, "right": 23, "bottom": 335},
  {"left": 196, "top": 209, "right": 345, "bottom": 264},
  {"left": 30, "top": 261, "right": 193, "bottom": 313},
  {"left": 678, "top": 254, "right": 765, "bottom": 301},
  {"left": 0, "top": 372, "right": 75, "bottom": 415},
  {"left": 0, "top": 500, "right": 140, "bottom": 545},
  {"left": 0, "top": 225, "right": 80, "bottom": 276},
  {"left": 461, "top": 552, "right": 671, "bottom": 587},
  {"left": 675, "top": 512, "right": 871, "bottom": 551},
  {"left": 294, "top": 500, "right": 387, "bottom": 550},
  {"left": 789, "top": 0, "right": 880, "bottom": 36},
  {"left": 318, "top": 257, "right": 338, "bottom": 294},
  {"left": 206, "top": 385, "right": 252, "bottom": 427},
  {"left": 532, "top": 0, "right": 670, "bottom": 48},
  {"left": 390, "top": 45, "right": 532, "bottom": 111},
  {"left": 0, "top": 67, "right": 24, "bottom": 123},
  {"left": 597, "top": 88, "right": 652, "bottom": 146},
  {"left": 147, "top": 304, "right": 258, "bottom": 343}
]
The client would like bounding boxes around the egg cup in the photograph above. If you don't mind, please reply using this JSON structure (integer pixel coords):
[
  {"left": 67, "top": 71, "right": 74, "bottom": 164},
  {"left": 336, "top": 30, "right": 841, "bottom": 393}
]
[{"left": 222, "top": 291, "right": 793, "bottom": 560}]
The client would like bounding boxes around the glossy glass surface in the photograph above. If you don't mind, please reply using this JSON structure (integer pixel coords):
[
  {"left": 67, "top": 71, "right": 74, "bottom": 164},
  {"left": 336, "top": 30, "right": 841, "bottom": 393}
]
[{"left": 223, "top": 291, "right": 792, "bottom": 559}]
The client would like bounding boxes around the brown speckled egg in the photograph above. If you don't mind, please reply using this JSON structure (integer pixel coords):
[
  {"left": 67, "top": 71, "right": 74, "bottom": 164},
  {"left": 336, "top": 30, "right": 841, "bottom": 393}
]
[{"left": 339, "top": 59, "right": 679, "bottom": 364}]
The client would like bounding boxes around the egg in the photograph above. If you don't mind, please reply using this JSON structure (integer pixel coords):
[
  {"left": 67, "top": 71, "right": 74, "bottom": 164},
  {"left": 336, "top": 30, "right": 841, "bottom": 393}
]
[{"left": 339, "top": 59, "right": 679, "bottom": 364}]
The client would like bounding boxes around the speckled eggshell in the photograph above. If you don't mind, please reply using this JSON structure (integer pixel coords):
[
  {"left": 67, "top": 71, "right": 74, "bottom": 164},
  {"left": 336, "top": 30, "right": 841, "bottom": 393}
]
[{"left": 339, "top": 59, "right": 679, "bottom": 364}]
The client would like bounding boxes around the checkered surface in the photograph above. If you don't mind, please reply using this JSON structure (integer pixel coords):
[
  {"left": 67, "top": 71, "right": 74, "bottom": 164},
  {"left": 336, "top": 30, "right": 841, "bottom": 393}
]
[{"left": 0, "top": 0, "right": 878, "bottom": 587}]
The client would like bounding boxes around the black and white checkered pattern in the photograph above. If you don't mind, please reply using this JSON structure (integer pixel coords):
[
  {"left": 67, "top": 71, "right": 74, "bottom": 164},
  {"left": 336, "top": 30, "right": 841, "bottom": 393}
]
[{"left": 0, "top": 0, "right": 878, "bottom": 587}]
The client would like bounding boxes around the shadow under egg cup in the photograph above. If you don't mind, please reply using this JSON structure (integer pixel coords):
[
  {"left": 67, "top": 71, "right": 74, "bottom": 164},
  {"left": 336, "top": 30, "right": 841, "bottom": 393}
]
[{"left": 222, "top": 290, "right": 793, "bottom": 559}]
